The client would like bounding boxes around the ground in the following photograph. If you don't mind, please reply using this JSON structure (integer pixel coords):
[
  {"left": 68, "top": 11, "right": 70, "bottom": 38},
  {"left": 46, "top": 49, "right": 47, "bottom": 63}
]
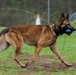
[{"left": 0, "top": 54, "right": 76, "bottom": 75}]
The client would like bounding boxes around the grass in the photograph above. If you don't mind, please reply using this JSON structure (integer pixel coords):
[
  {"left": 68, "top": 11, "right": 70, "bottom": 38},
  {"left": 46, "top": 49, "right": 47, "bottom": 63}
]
[
  {"left": 0, "top": 21, "right": 76, "bottom": 75},
  {"left": 71, "top": 20, "right": 76, "bottom": 27}
]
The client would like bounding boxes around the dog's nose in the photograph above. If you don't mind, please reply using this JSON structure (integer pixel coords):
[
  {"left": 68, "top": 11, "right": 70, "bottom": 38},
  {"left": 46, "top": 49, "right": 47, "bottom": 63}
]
[{"left": 72, "top": 27, "right": 76, "bottom": 31}]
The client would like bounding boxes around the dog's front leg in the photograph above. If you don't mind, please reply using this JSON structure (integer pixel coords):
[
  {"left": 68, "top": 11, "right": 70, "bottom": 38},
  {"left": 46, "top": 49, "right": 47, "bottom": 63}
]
[
  {"left": 49, "top": 42, "right": 72, "bottom": 67},
  {"left": 25, "top": 46, "right": 42, "bottom": 68}
]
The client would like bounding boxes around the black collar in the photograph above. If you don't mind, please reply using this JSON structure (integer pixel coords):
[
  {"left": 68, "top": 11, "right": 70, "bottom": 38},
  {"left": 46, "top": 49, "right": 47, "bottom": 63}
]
[{"left": 51, "top": 24, "right": 60, "bottom": 36}]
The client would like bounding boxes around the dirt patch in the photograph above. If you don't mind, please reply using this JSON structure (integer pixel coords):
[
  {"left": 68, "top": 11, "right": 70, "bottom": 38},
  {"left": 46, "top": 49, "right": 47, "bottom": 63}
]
[
  {"left": 20, "top": 54, "right": 76, "bottom": 72},
  {"left": 0, "top": 54, "right": 76, "bottom": 75}
]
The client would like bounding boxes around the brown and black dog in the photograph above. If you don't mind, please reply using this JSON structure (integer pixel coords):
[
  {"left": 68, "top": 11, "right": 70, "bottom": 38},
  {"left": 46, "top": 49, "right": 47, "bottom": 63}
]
[{"left": 0, "top": 13, "right": 76, "bottom": 68}]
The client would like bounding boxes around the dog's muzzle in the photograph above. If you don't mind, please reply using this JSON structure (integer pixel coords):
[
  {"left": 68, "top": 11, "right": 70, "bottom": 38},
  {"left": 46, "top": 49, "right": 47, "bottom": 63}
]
[
  {"left": 65, "top": 27, "right": 76, "bottom": 35},
  {"left": 72, "top": 27, "right": 76, "bottom": 31}
]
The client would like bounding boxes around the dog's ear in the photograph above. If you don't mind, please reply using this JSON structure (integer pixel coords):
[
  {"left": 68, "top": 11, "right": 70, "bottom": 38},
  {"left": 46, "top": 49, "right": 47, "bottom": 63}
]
[
  {"left": 66, "top": 14, "right": 69, "bottom": 19},
  {"left": 59, "top": 13, "right": 65, "bottom": 23},
  {"left": 60, "top": 13, "right": 65, "bottom": 20}
]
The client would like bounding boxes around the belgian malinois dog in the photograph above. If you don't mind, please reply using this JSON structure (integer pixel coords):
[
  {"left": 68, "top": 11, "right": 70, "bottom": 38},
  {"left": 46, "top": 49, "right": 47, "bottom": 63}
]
[{"left": 0, "top": 13, "right": 76, "bottom": 68}]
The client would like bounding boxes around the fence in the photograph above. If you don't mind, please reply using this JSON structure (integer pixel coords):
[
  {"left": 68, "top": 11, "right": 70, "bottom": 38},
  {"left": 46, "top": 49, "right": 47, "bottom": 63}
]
[{"left": 0, "top": 0, "right": 76, "bottom": 27}]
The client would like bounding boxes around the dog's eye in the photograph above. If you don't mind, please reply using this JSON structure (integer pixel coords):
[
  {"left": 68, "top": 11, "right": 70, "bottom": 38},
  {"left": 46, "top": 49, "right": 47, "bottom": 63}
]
[
  {"left": 67, "top": 24, "right": 69, "bottom": 25},
  {"left": 66, "top": 24, "right": 70, "bottom": 26}
]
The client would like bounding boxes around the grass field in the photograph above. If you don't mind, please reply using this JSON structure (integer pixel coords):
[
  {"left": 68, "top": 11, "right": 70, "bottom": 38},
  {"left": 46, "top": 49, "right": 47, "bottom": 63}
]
[{"left": 0, "top": 22, "right": 76, "bottom": 75}]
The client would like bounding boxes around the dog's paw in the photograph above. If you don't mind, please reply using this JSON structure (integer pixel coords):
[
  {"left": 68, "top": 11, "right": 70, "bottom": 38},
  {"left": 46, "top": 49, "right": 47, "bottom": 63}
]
[
  {"left": 65, "top": 63, "right": 72, "bottom": 67},
  {"left": 21, "top": 62, "right": 29, "bottom": 68}
]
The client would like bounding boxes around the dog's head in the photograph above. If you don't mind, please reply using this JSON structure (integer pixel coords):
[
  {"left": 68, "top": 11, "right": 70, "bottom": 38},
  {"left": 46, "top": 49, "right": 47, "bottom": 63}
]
[{"left": 57, "top": 13, "right": 76, "bottom": 35}]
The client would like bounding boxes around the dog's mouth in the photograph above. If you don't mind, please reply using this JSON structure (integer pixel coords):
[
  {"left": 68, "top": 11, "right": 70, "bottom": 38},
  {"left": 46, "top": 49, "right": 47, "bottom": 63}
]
[{"left": 65, "top": 27, "right": 76, "bottom": 36}]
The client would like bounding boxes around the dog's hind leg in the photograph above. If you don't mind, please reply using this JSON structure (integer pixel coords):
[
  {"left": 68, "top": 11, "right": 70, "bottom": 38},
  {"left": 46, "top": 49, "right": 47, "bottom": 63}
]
[
  {"left": 5, "top": 33, "right": 25, "bottom": 67},
  {"left": 14, "top": 46, "right": 25, "bottom": 67},
  {"left": 49, "top": 42, "right": 72, "bottom": 67}
]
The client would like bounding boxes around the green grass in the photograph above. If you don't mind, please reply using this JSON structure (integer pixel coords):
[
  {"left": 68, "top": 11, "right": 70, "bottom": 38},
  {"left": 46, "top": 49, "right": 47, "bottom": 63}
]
[
  {"left": 0, "top": 21, "right": 76, "bottom": 75},
  {"left": 71, "top": 20, "right": 76, "bottom": 27}
]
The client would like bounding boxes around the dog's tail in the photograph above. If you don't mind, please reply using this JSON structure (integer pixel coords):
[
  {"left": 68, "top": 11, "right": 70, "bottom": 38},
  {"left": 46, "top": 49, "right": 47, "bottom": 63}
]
[
  {"left": 0, "top": 28, "right": 9, "bottom": 36},
  {"left": 0, "top": 28, "right": 10, "bottom": 52}
]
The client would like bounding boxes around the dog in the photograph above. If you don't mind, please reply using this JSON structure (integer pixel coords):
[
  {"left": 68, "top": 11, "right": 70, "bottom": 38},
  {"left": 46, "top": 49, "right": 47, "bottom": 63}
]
[{"left": 0, "top": 13, "right": 76, "bottom": 68}]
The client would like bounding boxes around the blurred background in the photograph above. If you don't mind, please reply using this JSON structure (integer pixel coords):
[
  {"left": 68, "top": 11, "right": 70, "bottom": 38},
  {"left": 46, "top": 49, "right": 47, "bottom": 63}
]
[{"left": 0, "top": 0, "right": 76, "bottom": 27}]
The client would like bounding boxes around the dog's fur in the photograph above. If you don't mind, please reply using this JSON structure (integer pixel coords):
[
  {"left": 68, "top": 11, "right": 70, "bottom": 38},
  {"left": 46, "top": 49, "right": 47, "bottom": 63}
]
[{"left": 0, "top": 13, "right": 75, "bottom": 68}]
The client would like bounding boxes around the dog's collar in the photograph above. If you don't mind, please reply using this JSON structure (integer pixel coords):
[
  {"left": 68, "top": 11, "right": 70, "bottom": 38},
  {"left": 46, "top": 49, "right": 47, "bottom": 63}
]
[{"left": 51, "top": 24, "right": 60, "bottom": 36}]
